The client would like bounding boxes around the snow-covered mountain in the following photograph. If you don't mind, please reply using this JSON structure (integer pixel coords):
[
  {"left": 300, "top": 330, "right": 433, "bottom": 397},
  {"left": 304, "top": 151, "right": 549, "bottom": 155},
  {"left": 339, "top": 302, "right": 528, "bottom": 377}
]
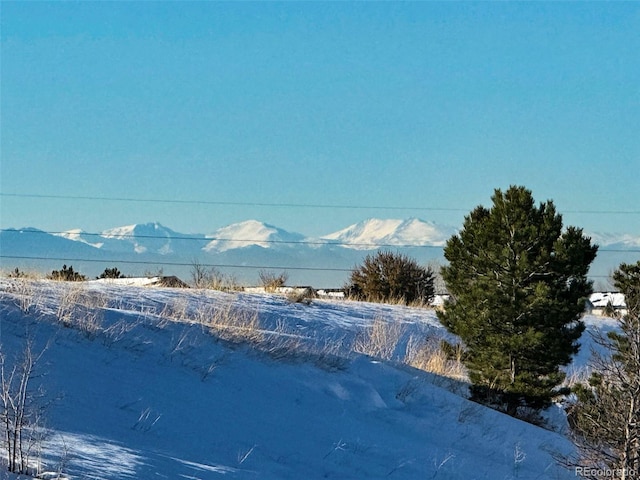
[
  {"left": 322, "top": 218, "right": 457, "bottom": 250},
  {"left": 55, "top": 229, "right": 107, "bottom": 249},
  {"left": 2, "top": 219, "right": 638, "bottom": 286},
  {"left": 100, "top": 222, "right": 206, "bottom": 255},
  {"left": 587, "top": 231, "right": 640, "bottom": 249},
  {"left": 46, "top": 218, "right": 455, "bottom": 254},
  {"left": 204, "top": 220, "right": 307, "bottom": 252}
]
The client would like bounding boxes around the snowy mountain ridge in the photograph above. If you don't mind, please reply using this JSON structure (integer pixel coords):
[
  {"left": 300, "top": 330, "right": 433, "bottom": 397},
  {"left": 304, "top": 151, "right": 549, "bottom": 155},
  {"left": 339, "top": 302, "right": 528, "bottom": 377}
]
[
  {"left": 38, "top": 218, "right": 458, "bottom": 257},
  {"left": 322, "top": 218, "right": 457, "bottom": 249},
  {"left": 2, "top": 220, "right": 639, "bottom": 286},
  {"left": 203, "top": 220, "right": 308, "bottom": 252},
  {"left": 27, "top": 219, "right": 640, "bottom": 254}
]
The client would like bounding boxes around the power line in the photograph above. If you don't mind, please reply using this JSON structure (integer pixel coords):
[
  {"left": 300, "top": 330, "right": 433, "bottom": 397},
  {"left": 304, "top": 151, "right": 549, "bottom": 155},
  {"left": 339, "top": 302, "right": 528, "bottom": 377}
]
[
  {"left": 0, "top": 255, "right": 620, "bottom": 279},
  {"left": 2, "top": 192, "right": 639, "bottom": 215},
  {"left": 0, "top": 192, "right": 466, "bottom": 212},
  {"left": 0, "top": 255, "right": 353, "bottom": 273}
]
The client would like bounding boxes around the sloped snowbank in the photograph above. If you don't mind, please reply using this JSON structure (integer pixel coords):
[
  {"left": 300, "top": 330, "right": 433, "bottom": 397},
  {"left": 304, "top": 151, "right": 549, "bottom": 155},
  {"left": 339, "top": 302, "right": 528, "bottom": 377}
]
[{"left": 0, "top": 279, "right": 583, "bottom": 479}]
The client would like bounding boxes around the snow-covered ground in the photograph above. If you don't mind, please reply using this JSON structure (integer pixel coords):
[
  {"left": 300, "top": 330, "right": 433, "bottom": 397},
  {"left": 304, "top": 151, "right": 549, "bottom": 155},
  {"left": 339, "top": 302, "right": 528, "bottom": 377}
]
[{"left": 0, "top": 278, "right": 606, "bottom": 479}]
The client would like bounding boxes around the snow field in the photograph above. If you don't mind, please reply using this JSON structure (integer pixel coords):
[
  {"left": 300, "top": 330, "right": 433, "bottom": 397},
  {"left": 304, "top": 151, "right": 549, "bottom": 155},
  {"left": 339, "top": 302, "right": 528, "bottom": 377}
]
[{"left": 0, "top": 279, "right": 585, "bottom": 479}]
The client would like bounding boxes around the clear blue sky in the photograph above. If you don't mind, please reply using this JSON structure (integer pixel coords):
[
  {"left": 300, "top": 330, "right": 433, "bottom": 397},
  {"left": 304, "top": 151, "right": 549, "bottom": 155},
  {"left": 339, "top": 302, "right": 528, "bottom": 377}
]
[{"left": 1, "top": 1, "right": 639, "bottom": 237}]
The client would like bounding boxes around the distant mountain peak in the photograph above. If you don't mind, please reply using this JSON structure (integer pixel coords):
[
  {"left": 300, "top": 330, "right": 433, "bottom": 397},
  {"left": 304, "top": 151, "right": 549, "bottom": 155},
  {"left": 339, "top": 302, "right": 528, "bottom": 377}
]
[
  {"left": 101, "top": 222, "right": 172, "bottom": 238},
  {"left": 587, "top": 231, "right": 640, "bottom": 248},
  {"left": 55, "top": 229, "right": 105, "bottom": 249},
  {"left": 204, "top": 220, "right": 306, "bottom": 252},
  {"left": 99, "top": 222, "right": 180, "bottom": 254},
  {"left": 322, "top": 217, "right": 456, "bottom": 250}
]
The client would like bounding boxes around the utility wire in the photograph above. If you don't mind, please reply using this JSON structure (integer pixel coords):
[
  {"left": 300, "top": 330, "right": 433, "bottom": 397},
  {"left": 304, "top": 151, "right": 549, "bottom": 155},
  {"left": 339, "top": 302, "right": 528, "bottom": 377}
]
[
  {"left": 0, "top": 254, "right": 619, "bottom": 279},
  {"left": 0, "top": 192, "right": 466, "bottom": 212},
  {"left": 0, "top": 255, "right": 353, "bottom": 272},
  {"left": 2, "top": 192, "right": 640, "bottom": 215}
]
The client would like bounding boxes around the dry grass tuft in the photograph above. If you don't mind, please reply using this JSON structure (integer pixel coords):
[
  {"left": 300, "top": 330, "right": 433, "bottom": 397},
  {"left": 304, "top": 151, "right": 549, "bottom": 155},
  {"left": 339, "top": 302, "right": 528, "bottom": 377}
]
[
  {"left": 404, "top": 336, "right": 467, "bottom": 381},
  {"left": 286, "top": 288, "right": 316, "bottom": 305},
  {"left": 353, "top": 317, "right": 404, "bottom": 361}
]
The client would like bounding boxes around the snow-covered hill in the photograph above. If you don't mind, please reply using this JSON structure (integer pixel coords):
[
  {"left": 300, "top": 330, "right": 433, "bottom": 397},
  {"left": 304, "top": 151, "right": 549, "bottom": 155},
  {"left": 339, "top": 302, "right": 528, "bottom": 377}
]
[{"left": 0, "top": 278, "right": 581, "bottom": 479}]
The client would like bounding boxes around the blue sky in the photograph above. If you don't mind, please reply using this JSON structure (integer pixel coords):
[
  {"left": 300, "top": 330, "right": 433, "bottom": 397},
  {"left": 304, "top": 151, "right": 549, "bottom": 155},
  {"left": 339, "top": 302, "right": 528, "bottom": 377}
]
[{"left": 1, "top": 1, "right": 639, "bottom": 237}]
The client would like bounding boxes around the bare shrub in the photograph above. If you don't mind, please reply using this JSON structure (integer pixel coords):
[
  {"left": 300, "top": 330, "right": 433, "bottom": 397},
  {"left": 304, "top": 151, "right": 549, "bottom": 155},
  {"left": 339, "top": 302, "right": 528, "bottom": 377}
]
[
  {"left": 78, "top": 291, "right": 109, "bottom": 338},
  {"left": 191, "top": 261, "right": 242, "bottom": 291},
  {"left": 8, "top": 279, "right": 37, "bottom": 313},
  {"left": 51, "top": 285, "right": 108, "bottom": 338},
  {"left": 55, "top": 284, "right": 85, "bottom": 327},
  {"left": 258, "top": 270, "right": 288, "bottom": 293},
  {"left": 210, "top": 271, "right": 242, "bottom": 292},
  {"left": 353, "top": 317, "right": 403, "bottom": 361},
  {"left": 0, "top": 340, "right": 48, "bottom": 476},
  {"left": 190, "top": 260, "right": 212, "bottom": 289}
]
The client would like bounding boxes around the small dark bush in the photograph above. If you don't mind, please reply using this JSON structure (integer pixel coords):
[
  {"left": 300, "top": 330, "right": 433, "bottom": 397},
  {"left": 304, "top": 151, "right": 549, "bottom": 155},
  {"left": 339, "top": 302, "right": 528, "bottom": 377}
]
[
  {"left": 48, "top": 264, "right": 86, "bottom": 281},
  {"left": 98, "top": 267, "right": 125, "bottom": 279},
  {"left": 7, "top": 268, "right": 26, "bottom": 278},
  {"left": 346, "top": 250, "right": 435, "bottom": 305}
]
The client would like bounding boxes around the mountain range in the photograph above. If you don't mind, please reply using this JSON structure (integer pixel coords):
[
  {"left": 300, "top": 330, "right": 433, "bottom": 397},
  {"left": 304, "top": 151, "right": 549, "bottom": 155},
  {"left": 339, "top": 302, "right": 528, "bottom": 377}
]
[{"left": 1, "top": 218, "right": 638, "bottom": 287}]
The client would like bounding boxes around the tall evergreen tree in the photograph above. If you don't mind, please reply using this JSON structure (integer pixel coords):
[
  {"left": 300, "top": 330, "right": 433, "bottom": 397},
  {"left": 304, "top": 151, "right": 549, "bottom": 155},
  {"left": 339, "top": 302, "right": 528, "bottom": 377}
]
[
  {"left": 569, "top": 261, "right": 640, "bottom": 478},
  {"left": 438, "top": 186, "right": 598, "bottom": 416}
]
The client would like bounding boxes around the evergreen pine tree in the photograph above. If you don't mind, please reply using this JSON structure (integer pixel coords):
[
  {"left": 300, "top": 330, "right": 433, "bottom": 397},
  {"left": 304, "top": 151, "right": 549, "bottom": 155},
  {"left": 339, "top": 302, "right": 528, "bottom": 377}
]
[
  {"left": 569, "top": 261, "right": 640, "bottom": 478},
  {"left": 438, "top": 186, "right": 598, "bottom": 416}
]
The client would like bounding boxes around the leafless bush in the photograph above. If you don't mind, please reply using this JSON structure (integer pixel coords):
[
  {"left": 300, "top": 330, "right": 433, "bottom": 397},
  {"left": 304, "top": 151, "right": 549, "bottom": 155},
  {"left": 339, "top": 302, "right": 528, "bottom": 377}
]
[
  {"left": 53, "top": 285, "right": 107, "bottom": 338},
  {"left": 190, "top": 260, "right": 212, "bottom": 289},
  {"left": 0, "top": 340, "right": 48, "bottom": 476},
  {"left": 190, "top": 261, "right": 242, "bottom": 292},
  {"left": 55, "top": 284, "right": 85, "bottom": 327},
  {"left": 7, "top": 279, "right": 37, "bottom": 313},
  {"left": 353, "top": 317, "right": 403, "bottom": 361},
  {"left": 211, "top": 272, "right": 242, "bottom": 292},
  {"left": 258, "top": 270, "right": 288, "bottom": 293}
]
